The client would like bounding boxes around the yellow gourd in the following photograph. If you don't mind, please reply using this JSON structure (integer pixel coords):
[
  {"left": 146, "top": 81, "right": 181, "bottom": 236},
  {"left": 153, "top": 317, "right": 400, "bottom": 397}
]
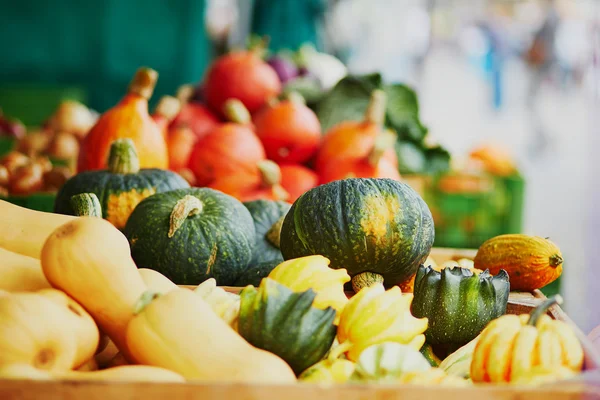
[
  {"left": 194, "top": 278, "right": 240, "bottom": 328},
  {"left": 41, "top": 217, "right": 148, "bottom": 362},
  {"left": 0, "top": 200, "right": 75, "bottom": 259},
  {"left": 36, "top": 288, "right": 100, "bottom": 369},
  {"left": 0, "top": 363, "right": 185, "bottom": 382},
  {"left": 0, "top": 292, "right": 80, "bottom": 371},
  {"left": 0, "top": 247, "right": 50, "bottom": 292},
  {"left": 126, "top": 288, "right": 297, "bottom": 383},
  {"left": 329, "top": 283, "right": 428, "bottom": 362},
  {"left": 138, "top": 268, "right": 177, "bottom": 294},
  {"left": 267, "top": 255, "right": 350, "bottom": 322},
  {"left": 299, "top": 358, "right": 355, "bottom": 384}
]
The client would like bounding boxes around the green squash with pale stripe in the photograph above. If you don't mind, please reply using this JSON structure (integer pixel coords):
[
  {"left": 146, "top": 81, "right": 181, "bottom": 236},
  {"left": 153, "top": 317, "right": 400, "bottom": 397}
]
[
  {"left": 279, "top": 178, "right": 434, "bottom": 292},
  {"left": 243, "top": 199, "right": 291, "bottom": 265},
  {"left": 123, "top": 188, "right": 256, "bottom": 286}
]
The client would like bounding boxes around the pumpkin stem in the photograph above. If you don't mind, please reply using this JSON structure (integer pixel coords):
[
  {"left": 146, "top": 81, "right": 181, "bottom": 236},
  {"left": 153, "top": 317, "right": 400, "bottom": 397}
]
[
  {"left": 168, "top": 195, "right": 204, "bottom": 238},
  {"left": 133, "top": 290, "right": 162, "bottom": 315},
  {"left": 528, "top": 295, "right": 563, "bottom": 326},
  {"left": 128, "top": 67, "right": 158, "bottom": 100},
  {"left": 176, "top": 84, "right": 195, "bottom": 104},
  {"left": 364, "top": 89, "right": 387, "bottom": 126},
  {"left": 257, "top": 160, "right": 282, "bottom": 188},
  {"left": 70, "top": 193, "right": 102, "bottom": 218},
  {"left": 351, "top": 272, "right": 384, "bottom": 293},
  {"left": 549, "top": 254, "right": 563, "bottom": 268},
  {"left": 247, "top": 35, "right": 270, "bottom": 58},
  {"left": 154, "top": 96, "right": 181, "bottom": 121},
  {"left": 286, "top": 91, "right": 306, "bottom": 105},
  {"left": 107, "top": 139, "right": 141, "bottom": 174},
  {"left": 223, "top": 99, "right": 251, "bottom": 125},
  {"left": 266, "top": 216, "right": 286, "bottom": 248},
  {"left": 367, "top": 130, "right": 397, "bottom": 166},
  {"left": 327, "top": 341, "right": 353, "bottom": 362}
]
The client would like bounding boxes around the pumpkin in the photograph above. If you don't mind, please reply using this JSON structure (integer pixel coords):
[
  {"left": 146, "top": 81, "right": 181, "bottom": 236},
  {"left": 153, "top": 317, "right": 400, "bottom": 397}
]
[
  {"left": 123, "top": 188, "right": 256, "bottom": 286},
  {"left": 474, "top": 234, "right": 563, "bottom": 291},
  {"left": 0, "top": 200, "right": 75, "bottom": 259},
  {"left": 411, "top": 265, "right": 510, "bottom": 354},
  {"left": 188, "top": 100, "right": 266, "bottom": 187},
  {"left": 55, "top": 139, "right": 189, "bottom": 230},
  {"left": 279, "top": 163, "right": 319, "bottom": 202},
  {"left": 0, "top": 292, "right": 91, "bottom": 371},
  {"left": 238, "top": 278, "right": 337, "bottom": 375},
  {"left": 138, "top": 268, "right": 178, "bottom": 294},
  {"left": 279, "top": 178, "right": 435, "bottom": 292},
  {"left": 330, "top": 283, "right": 428, "bottom": 362},
  {"left": 69, "top": 193, "right": 102, "bottom": 217},
  {"left": 243, "top": 199, "right": 291, "bottom": 266},
  {"left": 126, "top": 288, "right": 296, "bottom": 383},
  {"left": 203, "top": 48, "right": 282, "bottom": 117},
  {"left": 253, "top": 93, "right": 321, "bottom": 164},
  {"left": 194, "top": 278, "right": 240, "bottom": 329},
  {"left": 315, "top": 90, "right": 397, "bottom": 173},
  {"left": 0, "top": 247, "right": 50, "bottom": 292},
  {"left": 267, "top": 255, "right": 350, "bottom": 321},
  {"left": 41, "top": 217, "right": 149, "bottom": 362},
  {"left": 152, "top": 95, "right": 181, "bottom": 139},
  {"left": 231, "top": 260, "right": 280, "bottom": 287},
  {"left": 0, "top": 363, "right": 186, "bottom": 383},
  {"left": 349, "top": 342, "right": 432, "bottom": 382},
  {"left": 208, "top": 160, "right": 289, "bottom": 202},
  {"left": 318, "top": 130, "right": 401, "bottom": 184},
  {"left": 170, "top": 85, "right": 220, "bottom": 140},
  {"left": 78, "top": 67, "right": 169, "bottom": 171},
  {"left": 470, "top": 295, "right": 584, "bottom": 383},
  {"left": 166, "top": 124, "right": 198, "bottom": 171},
  {"left": 298, "top": 358, "right": 355, "bottom": 384},
  {"left": 36, "top": 289, "right": 100, "bottom": 368}
]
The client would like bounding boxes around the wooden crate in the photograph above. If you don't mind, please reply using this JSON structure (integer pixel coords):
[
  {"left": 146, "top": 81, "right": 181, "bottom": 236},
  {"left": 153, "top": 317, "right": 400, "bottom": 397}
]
[{"left": 1, "top": 248, "right": 599, "bottom": 400}]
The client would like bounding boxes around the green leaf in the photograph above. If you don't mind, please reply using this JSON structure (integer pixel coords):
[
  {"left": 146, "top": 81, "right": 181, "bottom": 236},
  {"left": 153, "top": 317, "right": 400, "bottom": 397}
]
[
  {"left": 395, "top": 140, "right": 427, "bottom": 174},
  {"left": 283, "top": 77, "right": 327, "bottom": 106},
  {"left": 383, "top": 83, "right": 425, "bottom": 142},
  {"left": 424, "top": 146, "right": 451, "bottom": 175}
]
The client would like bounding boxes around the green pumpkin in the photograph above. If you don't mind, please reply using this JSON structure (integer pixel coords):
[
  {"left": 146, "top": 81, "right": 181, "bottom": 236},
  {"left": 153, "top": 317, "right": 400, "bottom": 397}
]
[
  {"left": 243, "top": 199, "right": 291, "bottom": 265},
  {"left": 54, "top": 139, "right": 189, "bottom": 230},
  {"left": 123, "top": 188, "right": 256, "bottom": 286},
  {"left": 279, "top": 178, "right": 435, "bottom": 292},
  {"left": 232, "top": 259, "right": 280, "bottom": 287},
  {"left": 238, "top": 278, "right": 337, "bottom": 375},
  {"left": 411, "top": 265, "right": 509, "bottom": 355}
]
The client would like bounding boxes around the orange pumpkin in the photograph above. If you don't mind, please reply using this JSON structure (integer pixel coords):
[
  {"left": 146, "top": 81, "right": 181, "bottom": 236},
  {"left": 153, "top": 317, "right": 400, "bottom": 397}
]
[
  {"left": 279, "top": 163, "right": 319, "bottom": 202},
  {"left": 319, "top": 131, "right": 401, "bottom": 184},
  {"left": 167, "top": 125, "right": 198, "bottom": 171},
  {"left": 253, "top": 93, "right": 321, "bottom": 164},
  {"left": 78, "top": 67, "right": 169, "bottom": 172},
  {"left": 170, "top": 85, "right": 220, "bottom": 140},
  {"left": 187, "top": 100, "right": 265, "bottom": 187},
  {"left": 315, "top": 90, "right": 397, "bottom": 173},
  {"left": 152, "top": 96, "right": 181, "bottom": 139}
]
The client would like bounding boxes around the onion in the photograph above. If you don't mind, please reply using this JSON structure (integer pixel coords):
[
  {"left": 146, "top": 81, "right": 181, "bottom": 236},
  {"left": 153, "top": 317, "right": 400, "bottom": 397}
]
[
  {"left": 267, "top": 56, "right": 299, "bottom": 84},
  {"left": 47, "top": 100, "right": 97, "bottom": 139},
  {"left": 47, "top": 132, "right": 80, "bottom": 160},
  {"left": 9, "top": 163, "right": 44, "bottom": 195}
]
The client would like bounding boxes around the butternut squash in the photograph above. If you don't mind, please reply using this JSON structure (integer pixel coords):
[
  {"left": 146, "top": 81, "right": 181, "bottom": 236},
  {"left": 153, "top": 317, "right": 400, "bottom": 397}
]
[
  {"left": 36, "top": 289, "right": 100, "bottom": 368},
  {"left": 0, "top": 247, "right": 50, "bottom": 292},
  {"left": 0, "top": 363, "right": 185, "bottom": 382},
  {"left": 138, "top": 268, "right": 177, "bottom": 294},
  {"left": 126, "top": 289, "right": 297, "bottom": 383},
  {"left": 0, "top": 292, "right": 79, "bottom": 371},
  {"left": 0, "top": 200, "right": 75, "bottom": 259},
  {"left": 41, "top": 217, "right": 148, "bottom": 362}
]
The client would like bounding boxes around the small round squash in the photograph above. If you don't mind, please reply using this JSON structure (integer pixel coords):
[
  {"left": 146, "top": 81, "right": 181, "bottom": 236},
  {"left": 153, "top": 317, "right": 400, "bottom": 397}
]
[
  {"left": 279, "top": 178, "right": 435, "bottom": 292},
  {"left": 123, "top": 188, "right": 256, "bottom": 286}
]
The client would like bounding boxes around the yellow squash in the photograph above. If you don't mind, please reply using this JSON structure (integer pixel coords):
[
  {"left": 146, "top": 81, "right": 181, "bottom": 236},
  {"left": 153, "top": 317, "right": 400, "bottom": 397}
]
[
  {"left": 36, "top": 288, "right": 100, "bottom": 368},
  {"left": 0, "top": 363, "right": 185, "bottom": 382},
  {"left": 138, "top": 268, "right": 178, "bottom": 294},
  {"left": 0, "top": 200, "right": 75, "bottom": 259},
  {"left": 268, "top": 255, "right": 350, "bottom": 322},
  {"left": 0, "top": 247, "right": 50, "bottom": 292},
  {"left": 329, "top": 283, "right": 428, "bottom": 361},
  {"left": 41, "top": 217, "right": 148, "bottom": 362},
  {"left": 126, "top": 288, "right": 297, "bottom": 383},
  {"left": 0, "top": 292, "right": 80, "bottom": 371},
  {"left": 299, "top": 358, "right": 355, "bottom": 384},
  {"left": 194, "top": 278, "right": 240, "bottom": 329},
  {"left": 471, "top": 295, "right": 584, "bottom": 383}
]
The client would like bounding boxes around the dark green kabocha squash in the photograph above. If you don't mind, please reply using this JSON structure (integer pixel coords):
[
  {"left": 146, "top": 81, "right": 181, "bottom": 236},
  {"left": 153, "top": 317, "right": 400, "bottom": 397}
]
[
  {"left": 243, "top": 199, "right": 291, "bottom": 265},
  {"left": 411, "top": 265, "right": 510, "bottom": 355},
  {"left": 54, "top": 138, "right": 189, "bottom": 230},
  {"left": 279, "top": 178, "right": 435, "bottom": 293},
  {"left": 123, "top": 188, "right": 256, "bottom": 286},
  {"left": 231, "top": 259, "right": 281, "bottom": 287},
  {"left": 238, "top": 278, "right": 337, "bottom": 375}
]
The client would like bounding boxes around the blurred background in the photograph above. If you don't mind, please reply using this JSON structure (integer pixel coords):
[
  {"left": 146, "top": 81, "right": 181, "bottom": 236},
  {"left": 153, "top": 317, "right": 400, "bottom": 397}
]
[{"left": 1, "top": 0, "right": 598, "bottom": 331}]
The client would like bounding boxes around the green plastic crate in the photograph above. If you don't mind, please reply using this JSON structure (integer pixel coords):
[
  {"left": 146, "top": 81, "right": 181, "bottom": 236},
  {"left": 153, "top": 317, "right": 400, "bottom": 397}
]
[{"left": 1, "top": 193, "right": 56, "bottom": 213}]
